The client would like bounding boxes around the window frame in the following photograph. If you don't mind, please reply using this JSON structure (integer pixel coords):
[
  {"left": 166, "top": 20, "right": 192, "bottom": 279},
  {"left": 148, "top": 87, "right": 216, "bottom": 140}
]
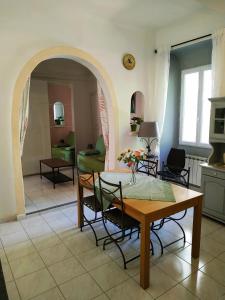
[{"left": 179, "top": 65, "right": 212, "bottom": 149}]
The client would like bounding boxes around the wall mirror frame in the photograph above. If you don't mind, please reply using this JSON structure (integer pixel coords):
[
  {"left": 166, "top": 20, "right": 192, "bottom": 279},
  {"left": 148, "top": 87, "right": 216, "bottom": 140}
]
[{"left": 53, "top": 101, "right": 64, "bottom": 126}]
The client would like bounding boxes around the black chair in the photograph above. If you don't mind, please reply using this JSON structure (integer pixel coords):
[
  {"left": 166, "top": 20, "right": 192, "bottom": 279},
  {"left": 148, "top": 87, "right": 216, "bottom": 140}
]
[
  {"left": 98, "top": 174, "right": 154, "bottom": 269},
  {"left": 136, "top": 159, "right": 158, "bottom": 177},
  {"left": 157, "top": 148, "right": 190, "bottom": 188},
  {"left": 154, "top": 148, "right": 190, "bottom": 255},
  {"left": 77, "top": 169, "right": 106, "bottom": 246}
]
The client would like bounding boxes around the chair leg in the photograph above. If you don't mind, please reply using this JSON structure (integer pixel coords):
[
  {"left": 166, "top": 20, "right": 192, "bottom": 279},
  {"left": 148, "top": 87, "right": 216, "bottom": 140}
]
[
  {"left": 129, "top": 228, "right": 133, "bottom": 239},
  {"left": 151, "top": 230, "right": 164, "bottom": 256}
]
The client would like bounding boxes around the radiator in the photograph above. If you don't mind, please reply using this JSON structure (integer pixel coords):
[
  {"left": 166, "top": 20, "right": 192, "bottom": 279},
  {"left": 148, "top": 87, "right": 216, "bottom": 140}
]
[{"left": 185, "top": 155, "right": 208, "bottom": 187}]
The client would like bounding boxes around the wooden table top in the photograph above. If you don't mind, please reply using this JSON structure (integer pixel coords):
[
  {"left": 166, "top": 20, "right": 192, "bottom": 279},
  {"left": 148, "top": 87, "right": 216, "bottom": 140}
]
[
  {"left": 79, "top": 171, "right": 203, "bottom": 220},
  {"left": 40, "top": 158, "right": 74, "bottom": 168}
]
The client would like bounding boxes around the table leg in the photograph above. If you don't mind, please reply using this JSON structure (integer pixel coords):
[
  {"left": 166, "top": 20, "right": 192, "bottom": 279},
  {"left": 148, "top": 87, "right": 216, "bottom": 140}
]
[
  {"left": 40, "top": 161, "right": 42, "bottom": 179},
  {"left": 53, "top": 167, "right": 55, "bottom": 189},
  {"left": 192, "top": 196, "right": 203, "bottom": 258},
  {"left": 140, "top": 218, "right": 150, "bottom": 289},
  {"left": 77, "top": 184, "right": 84, "bottom": 228},
  {"left": 72, "top": 166, "right": 74, "bottom": 185}
]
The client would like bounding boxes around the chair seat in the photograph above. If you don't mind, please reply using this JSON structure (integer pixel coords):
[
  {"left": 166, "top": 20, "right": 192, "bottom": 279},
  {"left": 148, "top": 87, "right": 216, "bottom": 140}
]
[
  {"left": 82, "top": 195, "right": 101, "bottom": 212},
  {"left": 157, "top": 170, "right": 187, "bottom": 187},
  {"left": 104, "top": 208, "right": 139, "bottom": 229}
]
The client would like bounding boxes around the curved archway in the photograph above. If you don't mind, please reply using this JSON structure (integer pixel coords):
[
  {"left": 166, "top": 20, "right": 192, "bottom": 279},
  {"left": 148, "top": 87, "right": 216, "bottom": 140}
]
[{"left": 12, "top": 46, "right": 118, "bottom": 217}]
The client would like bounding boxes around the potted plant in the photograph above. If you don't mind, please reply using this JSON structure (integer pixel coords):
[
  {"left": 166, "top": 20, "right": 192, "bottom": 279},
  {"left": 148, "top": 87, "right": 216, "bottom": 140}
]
[{"left": 130, "top": 116, "right": 143, "bottom": 132}]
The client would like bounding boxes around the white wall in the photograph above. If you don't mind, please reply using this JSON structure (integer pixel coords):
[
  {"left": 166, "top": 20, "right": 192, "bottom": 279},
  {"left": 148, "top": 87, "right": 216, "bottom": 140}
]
[
  {"left": 21, "top": 79, "right": 51, "bottom": 175},
  {"left": 0, "top": 2, "right": 150, "bottom": 220},
  {"left": 2, "top": 2, "right": 224, "bottom": 220}
]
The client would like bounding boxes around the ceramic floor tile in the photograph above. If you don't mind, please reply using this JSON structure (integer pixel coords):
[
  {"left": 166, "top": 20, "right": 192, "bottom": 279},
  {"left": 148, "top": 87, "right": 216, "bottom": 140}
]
[
  {"left": 9, "top": 252, "right": 45, "bottom": 279},
  {"left": 0, "top": 222, "right": 24, "bottom": 236},
  {"left": 181, "top": 270, "right": 225, "bottom": 300},
  {"left": 218, "top": 251, "right": 225, "bottom": 263},
  {"left": 200, "top": 236, "right": 225, "bottom": 257},
  {"left": 157, "top": 284, "right": 198, "bottom": 300},
  {"left": 107, "top": 278, "right": 153, "bottom": 300},
  {"left": 200, "top": 258, "right": 225, "bottom": 287},
  {"left": 32, "top": 233, "right": 61, "bottom": 251},
  {"left": 0, "top": 247, "right": 8, "bottom": 264},
  {"left": 89, "top": 261, "right": 129, "bottom": 292},
  {"left": 16, "top": 268, "right": 56, "bottom": 300},
  {"left": 1, "top": 230, "right": 29, "bottom": 247},
  {"left": 93, "top": 294, "right": 109, "bottom": 300},
  {"left": 23, "top": 222, "right": 53, "bottom": 239},
  {"left": 76, "top": 247, "right": 112, "bottom": 271},
  {"left": 211, "top": 227, "right": 225, "bottom": 246},
  {"left": 134, "top": 265, "right": 177, "bottom": 298},
  {"left": 39, "top": 243, "right": 72, "bottom": 266},
  {"left": 59, "top": 273, "right": 102, "bottom": 300},
  {"left": 30, "top": 287, "right": 64, "bottom": 300},
  {"left": 6, "top": 281, "right": 20, "bottom": 300},
  {"left": 2, "top": 263, "right": 13, "bottom": 282},
  {"left": 48, "top": 257, "right": 86, "bottom": 284},
  {"left": 176, "top": 244, "right": 214, "bottom": 269},
  {"left": 5, "top": 240, "right": 37, "bottom": 262},
  {"left": 156, "top": 253, "right": 195, "bottom": 282},
  {"left": 64, "top": 233, "right": 96, "bottom": 256}
]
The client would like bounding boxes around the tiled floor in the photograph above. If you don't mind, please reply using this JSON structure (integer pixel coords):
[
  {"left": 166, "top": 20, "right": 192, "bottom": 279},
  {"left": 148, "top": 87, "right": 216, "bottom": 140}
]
[
  {"left": 1, "top": 202, "right": 225, "bottom": 299},
  {"left": 23, "top": 169, "right": 78, "bottom": 213}
]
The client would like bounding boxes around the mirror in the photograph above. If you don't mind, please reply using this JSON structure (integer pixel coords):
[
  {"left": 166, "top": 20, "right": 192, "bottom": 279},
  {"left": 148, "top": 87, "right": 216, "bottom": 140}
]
[
  {"left": 130, "top": 91, "right": 144, "bottom": 132},
  {"left": 53, "top": 101, "right": 64, "bottom": 126}
]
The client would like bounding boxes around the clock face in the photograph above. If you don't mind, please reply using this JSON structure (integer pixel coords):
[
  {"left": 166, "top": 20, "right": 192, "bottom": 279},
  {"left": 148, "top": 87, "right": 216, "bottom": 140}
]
[{"left": 123, "top": 53, "right": 136, "bottom": 70}]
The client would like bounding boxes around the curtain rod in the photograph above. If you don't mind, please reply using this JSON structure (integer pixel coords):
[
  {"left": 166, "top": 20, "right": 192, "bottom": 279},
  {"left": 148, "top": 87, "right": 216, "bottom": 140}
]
[{"left": 154, "top": 33, "right": 212, "bottom": 53}]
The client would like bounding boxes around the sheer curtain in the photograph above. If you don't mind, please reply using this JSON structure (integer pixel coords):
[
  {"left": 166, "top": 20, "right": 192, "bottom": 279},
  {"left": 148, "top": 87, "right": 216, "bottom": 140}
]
[
  {"left": 19, "top": 77, "right": 30, "bottom": 155},
  {"left": 212, "top": 28, "right": 225, "bottom": 97},
  {"left": 150, "top": 46, "right": 170, "bottom": 138},
  {"left": 97, "top": 82, "right": 110, "bottom": 170}
]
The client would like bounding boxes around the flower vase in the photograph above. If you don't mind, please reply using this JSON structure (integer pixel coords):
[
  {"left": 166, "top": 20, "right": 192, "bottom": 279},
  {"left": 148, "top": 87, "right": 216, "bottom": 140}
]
[{"left": 129, "top": 163, "right": 136, "bottom": 185}]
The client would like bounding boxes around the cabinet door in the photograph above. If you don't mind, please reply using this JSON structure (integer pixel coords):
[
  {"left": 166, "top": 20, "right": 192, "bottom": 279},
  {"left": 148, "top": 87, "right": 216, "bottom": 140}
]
[{"left": 202, "top": 175, "right": 225, "bottom": 217}]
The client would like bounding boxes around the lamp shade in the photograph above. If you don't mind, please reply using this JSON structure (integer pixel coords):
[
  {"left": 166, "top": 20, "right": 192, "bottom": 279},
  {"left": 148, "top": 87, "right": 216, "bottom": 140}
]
[{"left": 138, "top": 122, "right": 159, "bottom": 138}]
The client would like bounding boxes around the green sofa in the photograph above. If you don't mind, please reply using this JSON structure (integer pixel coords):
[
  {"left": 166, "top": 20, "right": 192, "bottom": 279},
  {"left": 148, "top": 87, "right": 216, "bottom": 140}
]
[
  {"left": 77, "top": 136, "right": 105, "bottom": 172},
  {"left": 51, "top": 131, "right": 75, "bottom": 164}
]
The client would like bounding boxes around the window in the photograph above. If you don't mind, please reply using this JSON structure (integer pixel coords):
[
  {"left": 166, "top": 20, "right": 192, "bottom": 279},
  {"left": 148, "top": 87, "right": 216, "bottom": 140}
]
[{"left": 179, "top": 65, "right": 212, "bottom": 147}]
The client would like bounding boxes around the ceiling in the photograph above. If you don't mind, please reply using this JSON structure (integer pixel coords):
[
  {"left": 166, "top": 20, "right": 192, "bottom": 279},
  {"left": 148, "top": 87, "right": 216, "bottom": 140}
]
[
  {"left": 2, "top": 0, "right": 225, "bottom": 30},
  {"left": 32, "top": 59, "right": 94, "bottom": 80},
  {"left": 73, "top": 0, "right": 225, "bottom": 29}
]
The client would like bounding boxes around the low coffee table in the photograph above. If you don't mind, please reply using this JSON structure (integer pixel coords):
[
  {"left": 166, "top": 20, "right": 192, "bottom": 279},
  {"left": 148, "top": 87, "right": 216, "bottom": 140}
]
[{"left": 40, "top": 158, "right": 74, "bottom": 189}]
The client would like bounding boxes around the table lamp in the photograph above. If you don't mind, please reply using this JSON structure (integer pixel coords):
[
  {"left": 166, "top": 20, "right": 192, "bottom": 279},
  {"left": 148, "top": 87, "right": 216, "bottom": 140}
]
[{"left": 138, "top": 122, "right": 159, "bottom": 158}]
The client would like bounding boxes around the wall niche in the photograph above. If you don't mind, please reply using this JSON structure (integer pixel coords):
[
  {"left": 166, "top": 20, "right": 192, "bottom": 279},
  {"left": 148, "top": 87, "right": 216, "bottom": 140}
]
[{"left": 130, "top": 91, "right": 144, "bottom": 132}]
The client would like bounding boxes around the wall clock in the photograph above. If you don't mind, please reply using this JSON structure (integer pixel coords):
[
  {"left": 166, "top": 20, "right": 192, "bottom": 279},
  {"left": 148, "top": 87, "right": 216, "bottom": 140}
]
[{"left": 122, "top": 53, "right": 136, "bottom": 70}]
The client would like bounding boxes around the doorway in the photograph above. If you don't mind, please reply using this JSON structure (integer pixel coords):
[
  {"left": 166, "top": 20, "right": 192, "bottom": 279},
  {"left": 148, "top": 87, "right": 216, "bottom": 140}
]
[{"left": 12, "top": 46, "right": 118, "bottom": 218}]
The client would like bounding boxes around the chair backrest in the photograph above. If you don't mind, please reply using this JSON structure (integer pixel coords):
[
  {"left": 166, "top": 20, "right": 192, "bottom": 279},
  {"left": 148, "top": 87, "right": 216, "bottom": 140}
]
[
  {"left": 98, "top": 174, "right": 123, "bottom": 212},
  {"left": 66, "top": 131, "right": 75, "bottom": 146},
  {"left": 136, "top": 159, "right": 158, "bottom": 177},
  {"left": 167, "top": 148, "right": 185, "bottom": 173},
  {"left": 96, "top": 136, "right": 106, "bottom": 156},
  {"left": 77, "top": 167, "right": 95, "bottom": 191}
]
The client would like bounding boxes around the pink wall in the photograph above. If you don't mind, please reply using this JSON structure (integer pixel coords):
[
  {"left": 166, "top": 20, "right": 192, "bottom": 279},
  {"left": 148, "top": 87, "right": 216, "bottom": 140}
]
[{"left": 48, "top": 83, "right": 74, "bottom": 146}]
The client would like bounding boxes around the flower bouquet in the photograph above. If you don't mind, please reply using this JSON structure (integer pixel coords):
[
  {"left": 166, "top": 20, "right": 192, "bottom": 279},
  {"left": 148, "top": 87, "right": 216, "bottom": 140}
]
[{"left": 118, "top": 149, "right": 146, "bottom": 184}]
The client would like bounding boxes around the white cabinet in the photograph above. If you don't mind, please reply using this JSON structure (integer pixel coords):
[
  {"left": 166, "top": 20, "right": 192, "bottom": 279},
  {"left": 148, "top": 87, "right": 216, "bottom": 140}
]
[{"left": 201, "top": 166, "right": 225, "bottom": 223}]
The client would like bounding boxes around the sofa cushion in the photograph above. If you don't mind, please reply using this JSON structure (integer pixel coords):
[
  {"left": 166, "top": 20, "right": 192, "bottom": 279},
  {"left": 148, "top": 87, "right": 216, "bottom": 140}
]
[
  {"left": 79, "top": 149, "right": 100, "bottom": 156},
  {"left": 95, "top": 136, "right": 106, "bottom": 156}
]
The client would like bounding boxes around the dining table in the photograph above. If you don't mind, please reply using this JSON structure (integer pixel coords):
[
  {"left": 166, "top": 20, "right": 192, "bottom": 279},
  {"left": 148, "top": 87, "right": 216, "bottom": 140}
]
[{"left": 77, "top": 170, "right": 203, "bottom": 289}]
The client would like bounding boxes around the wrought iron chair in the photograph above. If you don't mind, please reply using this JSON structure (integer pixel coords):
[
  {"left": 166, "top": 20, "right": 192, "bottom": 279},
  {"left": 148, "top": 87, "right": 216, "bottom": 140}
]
[
  {"left": 136, "top": 159, "right": 158, "bottom": 177},
  {"left": 98, "top": 174, "right": 154, "bottom": 269},
  {"left": 77, "top": 168, "right": 106, "bottom": 246},
  {"left": 155, "top": 148, "right": 190, "bottom": 254},
  {"left": 157, "top": 148, "right": 190, "bottom": 188}
]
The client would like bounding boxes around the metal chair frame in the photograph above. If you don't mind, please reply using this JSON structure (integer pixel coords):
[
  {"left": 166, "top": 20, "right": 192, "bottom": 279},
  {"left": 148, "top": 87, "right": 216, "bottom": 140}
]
[
  {"left": 136, "top": 159, "right": 158, "bottom": 177},
  {"left": 98, "top": 174, "right": 154, "bottom": 269},
  {"left": 155, "top": 148, "right": 190, "bottom": 255}
]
